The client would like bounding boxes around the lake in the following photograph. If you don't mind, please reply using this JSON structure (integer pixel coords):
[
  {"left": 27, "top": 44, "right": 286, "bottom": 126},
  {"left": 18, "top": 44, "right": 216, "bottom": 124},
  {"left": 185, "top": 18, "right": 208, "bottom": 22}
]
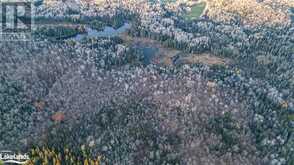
[{"left": 74, "top": 23, "right": 131, "bottom": 41}]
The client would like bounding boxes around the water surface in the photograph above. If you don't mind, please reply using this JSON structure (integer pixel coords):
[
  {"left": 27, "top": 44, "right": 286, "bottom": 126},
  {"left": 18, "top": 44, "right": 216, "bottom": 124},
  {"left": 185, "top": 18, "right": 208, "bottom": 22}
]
[{"left": 74, "top": 23, "right": 131, "bottom": 41}]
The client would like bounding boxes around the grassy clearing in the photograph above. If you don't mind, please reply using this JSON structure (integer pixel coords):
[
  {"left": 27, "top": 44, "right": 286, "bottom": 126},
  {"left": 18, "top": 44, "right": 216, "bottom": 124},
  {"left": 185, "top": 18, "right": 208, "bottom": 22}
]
[
  {"left": 185, "top": 2, "right": 206, "bottom": 20},
  {"left": 178, "top": 53, "right": 231, "bottom": 66}
]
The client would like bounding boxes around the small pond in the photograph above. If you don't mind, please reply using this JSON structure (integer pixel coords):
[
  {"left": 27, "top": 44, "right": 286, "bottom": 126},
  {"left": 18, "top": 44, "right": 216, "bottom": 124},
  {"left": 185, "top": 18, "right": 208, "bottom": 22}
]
[{"left": 135, "top": 46, "right": 159, "bottom": 65}]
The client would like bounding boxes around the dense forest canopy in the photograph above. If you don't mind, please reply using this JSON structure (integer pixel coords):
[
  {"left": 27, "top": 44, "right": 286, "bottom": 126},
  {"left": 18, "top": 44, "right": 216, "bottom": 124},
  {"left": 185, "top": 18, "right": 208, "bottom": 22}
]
[{"left": 0, "top": 0, "right": 293, "bottom": 164}]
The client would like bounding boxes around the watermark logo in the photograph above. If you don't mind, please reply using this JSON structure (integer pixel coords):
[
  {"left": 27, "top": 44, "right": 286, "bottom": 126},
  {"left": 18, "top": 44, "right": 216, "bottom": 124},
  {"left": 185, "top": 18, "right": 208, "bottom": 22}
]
[
  {"left": 0, "top": 0, "right": 34, "bottom": 41},
  {"left": 0, "top": 150, "right": 30, "bottom": 164}
]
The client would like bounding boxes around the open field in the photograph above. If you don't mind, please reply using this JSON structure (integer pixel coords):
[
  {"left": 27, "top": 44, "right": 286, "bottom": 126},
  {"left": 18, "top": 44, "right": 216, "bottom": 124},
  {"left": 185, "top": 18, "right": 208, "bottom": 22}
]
[{"left": 184, "top": 2, "right": 207, "bottom": 20}]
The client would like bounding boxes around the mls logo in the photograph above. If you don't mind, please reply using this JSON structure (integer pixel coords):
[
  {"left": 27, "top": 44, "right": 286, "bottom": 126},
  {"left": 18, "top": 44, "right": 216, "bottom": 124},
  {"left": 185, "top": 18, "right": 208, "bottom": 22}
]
[{"left": 0, "top": 0, "right": 33, "bottom": 41}]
